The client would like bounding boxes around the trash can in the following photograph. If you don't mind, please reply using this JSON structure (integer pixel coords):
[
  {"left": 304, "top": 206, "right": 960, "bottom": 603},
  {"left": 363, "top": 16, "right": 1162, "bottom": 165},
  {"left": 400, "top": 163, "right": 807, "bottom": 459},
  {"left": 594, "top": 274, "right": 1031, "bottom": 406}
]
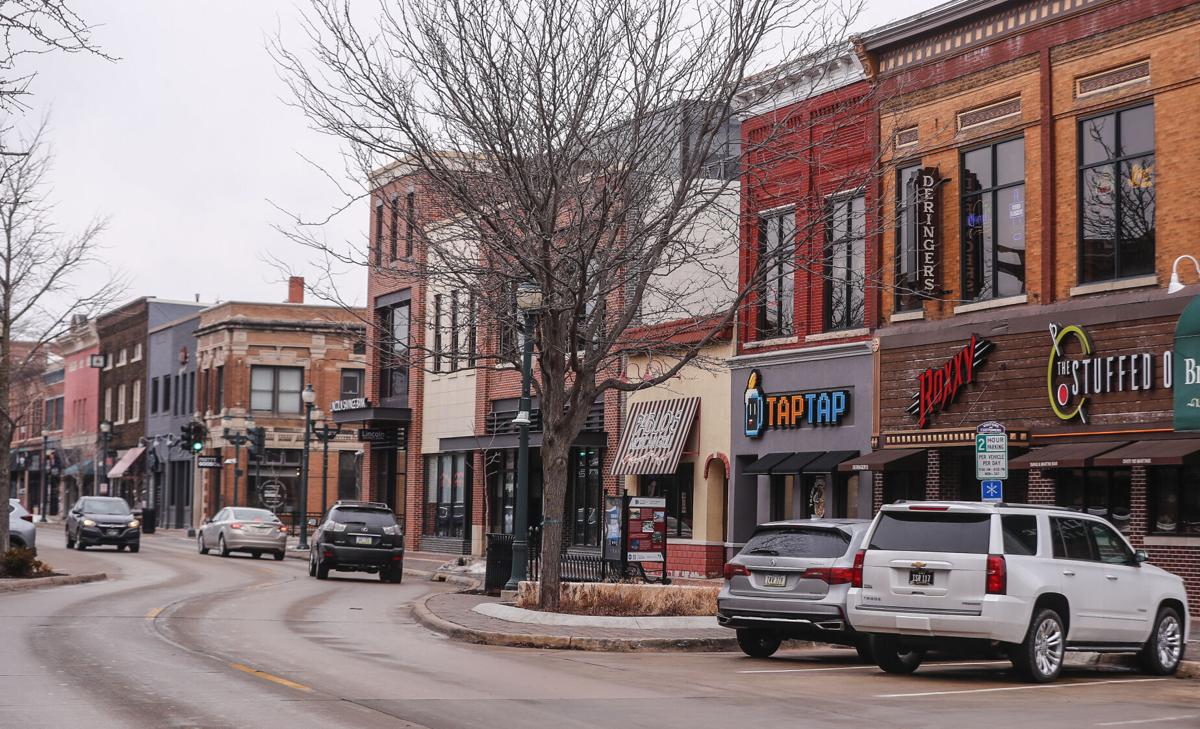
[
  {"left": 484, "top": 533, "right": 515, "bottom": 595},
  {"left": 141, "top": 507, "right": 157, "bottom": 534}
]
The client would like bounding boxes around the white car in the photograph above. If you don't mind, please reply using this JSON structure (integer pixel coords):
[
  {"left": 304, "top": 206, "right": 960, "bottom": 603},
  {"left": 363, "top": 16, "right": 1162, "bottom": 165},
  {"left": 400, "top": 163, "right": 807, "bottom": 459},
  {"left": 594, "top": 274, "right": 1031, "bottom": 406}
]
[{"left": 846, "top": 501, "right": 1189, "bottom": 682}]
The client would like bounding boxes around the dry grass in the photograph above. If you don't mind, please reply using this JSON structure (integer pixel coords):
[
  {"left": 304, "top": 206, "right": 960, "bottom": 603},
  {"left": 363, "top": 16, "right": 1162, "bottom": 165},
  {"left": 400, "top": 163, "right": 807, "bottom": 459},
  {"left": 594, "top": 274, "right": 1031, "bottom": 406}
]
[{"left": 515, "top": 581, "right": 718, "bottom": 616}]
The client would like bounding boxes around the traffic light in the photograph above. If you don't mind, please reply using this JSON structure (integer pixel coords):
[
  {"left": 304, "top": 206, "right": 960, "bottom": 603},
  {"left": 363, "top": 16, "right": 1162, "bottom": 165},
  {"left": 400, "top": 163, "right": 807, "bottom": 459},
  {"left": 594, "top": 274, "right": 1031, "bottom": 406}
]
[
  {"left": 179, "top": 421, "right": 207, "bottom": 453},
  {"left": 251, "top": 426, "right": 266, "bottom": 456}
]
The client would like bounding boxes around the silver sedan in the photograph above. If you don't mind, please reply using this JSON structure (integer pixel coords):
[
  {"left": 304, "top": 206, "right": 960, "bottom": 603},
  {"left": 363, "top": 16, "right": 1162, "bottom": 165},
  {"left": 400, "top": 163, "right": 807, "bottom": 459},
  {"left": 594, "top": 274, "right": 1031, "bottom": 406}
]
[{"left": 198, "top": 507, "right": 287, "bottom": 560}]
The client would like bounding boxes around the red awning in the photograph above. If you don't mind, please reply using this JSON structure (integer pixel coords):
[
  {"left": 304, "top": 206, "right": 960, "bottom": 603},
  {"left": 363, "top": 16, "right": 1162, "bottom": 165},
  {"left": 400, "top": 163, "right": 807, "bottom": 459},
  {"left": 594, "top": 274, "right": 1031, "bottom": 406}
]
[
  {"left": 1093, "top": 439, "right": 1200, "bottom": 467},
  {"left": 107, "top": 446, "right": 146, "bottom": 479},
  {"left": 1008, "top": 441, "right": 1128, "bottom": 470},
  {"left": 611, "top": 397, "right": 700, "bottom": 476}
]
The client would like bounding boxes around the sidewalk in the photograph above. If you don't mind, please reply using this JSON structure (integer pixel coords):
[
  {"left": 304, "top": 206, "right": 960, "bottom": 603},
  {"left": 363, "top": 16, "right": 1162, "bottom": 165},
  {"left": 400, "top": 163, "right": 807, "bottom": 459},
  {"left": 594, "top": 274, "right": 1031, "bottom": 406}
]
[{"left": 412, "top": 590, "right": 738, "bottom": 651}]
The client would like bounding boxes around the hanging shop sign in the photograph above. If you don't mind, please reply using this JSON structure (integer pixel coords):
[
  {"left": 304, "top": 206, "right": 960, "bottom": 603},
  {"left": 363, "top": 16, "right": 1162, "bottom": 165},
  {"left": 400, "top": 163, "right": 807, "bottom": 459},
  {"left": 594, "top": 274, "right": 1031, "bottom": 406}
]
[
  {"left": 259, "top": 480, "right": 287, "bottom": 510},
  {"left": 742, "top": 369, "right": 850, "bottom": 439},
  {"left": 914, "top": 167, "right": 944, "bottom": 297},
  {"left": 196, "top": 455, "right": 222, "bottom": 469},
  {"left": 612, "top": 398, "right": 699, "bottom": 475},
  {"left": 1047, "top": 323, "right": 1171, "bottom": 424},
  {"left": 331, "top": 397, "right": 371, "bottom": 413},
  {"left": 1174, "top": 296, "right": 1200, "bottom": 431},
  {"left": 909, "top": 336, "right": 992, "bottom": 428}
]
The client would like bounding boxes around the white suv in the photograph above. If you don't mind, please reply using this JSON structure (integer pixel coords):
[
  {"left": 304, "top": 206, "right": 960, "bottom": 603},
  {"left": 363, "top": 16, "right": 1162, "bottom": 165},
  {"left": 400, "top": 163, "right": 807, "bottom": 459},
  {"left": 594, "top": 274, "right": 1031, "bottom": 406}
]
[{"left": 846, "top": 502, "right": 1189, "bottom": 682}]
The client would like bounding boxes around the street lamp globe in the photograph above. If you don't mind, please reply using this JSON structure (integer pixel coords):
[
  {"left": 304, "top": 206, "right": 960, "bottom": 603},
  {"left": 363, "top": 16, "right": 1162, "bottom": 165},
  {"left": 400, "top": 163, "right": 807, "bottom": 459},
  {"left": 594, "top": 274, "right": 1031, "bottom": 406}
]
[
  {"left": 516, "top": 281, "right": 543, "bottom": 311},
  {"left": 301, "top": 384, "right": 317, "bottom": 405},
  {"left": 99, "top": 420, "right": 111, "bottom": 434},
  {"left": 1169, "top": 255, "right": 1200, "bottom": 294}
]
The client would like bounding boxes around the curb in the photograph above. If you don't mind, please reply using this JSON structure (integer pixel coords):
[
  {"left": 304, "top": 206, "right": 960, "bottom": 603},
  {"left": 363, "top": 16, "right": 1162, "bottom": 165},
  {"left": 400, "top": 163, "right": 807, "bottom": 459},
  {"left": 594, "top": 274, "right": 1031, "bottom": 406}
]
[
  {"left": 1179, "top": 660, "right": 1200, "bottom": 679},
  {"left": 1070, "top": 652, "right": 1198, "bottom": 680},
  {"left": 411, "top": 591, "right": 738, "bottom": 652},
  {"left": 0, "top": 572, "right": 107, "bottom": 593}
]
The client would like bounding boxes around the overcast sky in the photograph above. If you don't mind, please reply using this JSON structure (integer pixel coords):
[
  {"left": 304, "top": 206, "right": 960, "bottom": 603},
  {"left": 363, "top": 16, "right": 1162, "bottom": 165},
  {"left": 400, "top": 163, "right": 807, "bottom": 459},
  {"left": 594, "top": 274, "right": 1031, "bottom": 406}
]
[{"left": 25, "top": 0, "right": 936, "bottom": 309}]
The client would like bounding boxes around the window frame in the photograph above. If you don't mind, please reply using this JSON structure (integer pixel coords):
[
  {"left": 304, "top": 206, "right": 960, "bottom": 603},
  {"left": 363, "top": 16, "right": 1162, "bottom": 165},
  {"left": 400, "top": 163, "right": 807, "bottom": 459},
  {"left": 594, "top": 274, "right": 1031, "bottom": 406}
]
[
  {"left": 824, "top": 191, "right": 867, "bottom": 332},
  {"left": 755, "top": 207, "right": 796, "bottom": 340},
  {"left": 404, "top": 191, "right": 415, "bottom": 258},
  {"left": 150, "top": 376, "right": 159, "bottom": 414},
  {"left": 1054, "top": 467, "right": 1132, "bottom": 533},
  {"left": 894, "top": 163, "right": 923, "bottom": 313},
  {"left": 1076, "top": 103, "right": 1156, "bottom": 284},
  {"left": 131, "top": 380, "right": 141, "bottom": 423},
  {"left": 389, "top": 194, "right": 399, "bottom": 260},
  {"left": 380, "top": 300, "right": 410, "bottom": 401},
  {"left": 373, "top": 199, "right": 384, "bottom": 267},
  {"left": 432, "top": 293, "right": 443, "bottom": 372},
  {"left": 959, "top": 134, "right": 1027, "bottom": 303},
  {"left": 1148, "top": 466, "right": 1200, "bottom": 536},
  {"left": 339, "top": 368, "right": 365, "bottom": 400},
  {"left": 249, "top": 365, "right": 305, "bottom": 415}
]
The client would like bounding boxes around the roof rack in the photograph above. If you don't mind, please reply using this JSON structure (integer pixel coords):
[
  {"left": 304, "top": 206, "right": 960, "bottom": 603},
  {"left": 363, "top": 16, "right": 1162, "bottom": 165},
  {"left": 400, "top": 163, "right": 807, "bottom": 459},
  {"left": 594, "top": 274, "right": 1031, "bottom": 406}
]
[
  {"left": 888, "top": 500, "right": 1077, "bottom": 512},
  {"left": 332, "top": 500, "right": 392, "bottom": 510}
]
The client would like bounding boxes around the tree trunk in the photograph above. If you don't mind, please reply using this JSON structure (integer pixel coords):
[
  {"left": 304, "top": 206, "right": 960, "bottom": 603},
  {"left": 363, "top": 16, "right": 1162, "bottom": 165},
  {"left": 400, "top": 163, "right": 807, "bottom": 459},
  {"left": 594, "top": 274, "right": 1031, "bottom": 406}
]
[
  {"left": 537, "top": 429, "right": 571, "bottom": 611},
  {"left": 0, "top": 420, "right": 11, "bottom": 553}
]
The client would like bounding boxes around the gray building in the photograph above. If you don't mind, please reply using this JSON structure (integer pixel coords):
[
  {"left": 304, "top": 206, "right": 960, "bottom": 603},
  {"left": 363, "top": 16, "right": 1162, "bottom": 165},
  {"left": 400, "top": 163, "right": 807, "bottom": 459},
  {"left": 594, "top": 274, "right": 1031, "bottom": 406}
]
[{"left": 145, "top": 308, "right": 204, "bottom": 528}]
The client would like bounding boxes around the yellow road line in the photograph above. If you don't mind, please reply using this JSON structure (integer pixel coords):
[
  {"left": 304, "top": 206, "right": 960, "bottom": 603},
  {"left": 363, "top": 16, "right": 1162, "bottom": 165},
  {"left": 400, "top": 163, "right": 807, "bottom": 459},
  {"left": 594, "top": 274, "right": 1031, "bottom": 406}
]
[
  {"left": 228, "top": 663, "right": 312, "bottom": 693},
  {"left": 145, "top": 607, "right": 163, "bottom": 620}
]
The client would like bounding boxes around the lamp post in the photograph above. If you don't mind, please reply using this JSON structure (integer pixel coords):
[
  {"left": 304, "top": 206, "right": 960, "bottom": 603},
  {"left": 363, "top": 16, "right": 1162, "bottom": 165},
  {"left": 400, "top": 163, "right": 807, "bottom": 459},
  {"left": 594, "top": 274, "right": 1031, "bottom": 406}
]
[
  {"left": 98, "top": 420, "right": 112, "bottom": 496},
  {"left": 505, "top": 281, "right": 542, "bottom": 592},
  {"left": 299, "top": 384, "right": 316, "bottom": 550},
  {"left": 40, "top": 430, "right": 49, "bottom": 522},
  {"left": 312, "top": 419, "right": 342, "bottom": 516},
  {"left": 1168, "top": 255, "right": 1200, "bottom": 294},
  {"left": 223, "top": 417, "right": 255, "bottom": 507}
]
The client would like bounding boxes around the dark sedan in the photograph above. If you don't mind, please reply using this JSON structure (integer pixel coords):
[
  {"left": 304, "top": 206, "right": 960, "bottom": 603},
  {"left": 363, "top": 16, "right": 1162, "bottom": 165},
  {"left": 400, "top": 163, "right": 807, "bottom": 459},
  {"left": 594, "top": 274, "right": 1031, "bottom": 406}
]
[{"left": 66, "top": 497, "right": 140, "bottom": 552}]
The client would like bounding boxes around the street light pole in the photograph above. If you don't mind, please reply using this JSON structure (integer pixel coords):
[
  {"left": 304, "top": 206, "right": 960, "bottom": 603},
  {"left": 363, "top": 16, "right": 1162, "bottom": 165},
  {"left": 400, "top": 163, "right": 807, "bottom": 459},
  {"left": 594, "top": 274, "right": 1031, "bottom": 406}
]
[
  {"left": 299, "top": 384, "right": 316, "bottom": 550},
  {"left": 98, "top": 420, "right": 112, "bottom": 496},
  {"left": 312, "top": 421, "right": 341, "bottom": 516},
  {"left": 223, "top": 418, "right": 254, "bottom": 507},
  {"left": 40, "top": 430, "right": 49, "bottom": 522},
  {"left": 506, "top": 281, "right": 541, "bottom": 592}
]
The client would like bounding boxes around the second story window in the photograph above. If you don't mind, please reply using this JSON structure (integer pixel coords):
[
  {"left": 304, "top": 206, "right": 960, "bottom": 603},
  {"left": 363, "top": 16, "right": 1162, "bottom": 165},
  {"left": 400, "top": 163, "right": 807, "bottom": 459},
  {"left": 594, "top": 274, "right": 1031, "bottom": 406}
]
[
  {"left": 389, "top": 194, "right": 399, "bottom": 259},
  {"left": 381, "top": 300, "right": 410, "bottom": 400},
  {"left": 432, "top": 293, "right": 444, "bottom": 371},
  {"left": 215, "top": 365, "right": 224, "bottom": 413},
  {"left": 962, "top": 137, "right": 1026, "bottom": 302},
  {"left": 250, "top": 365, "right": 303, "bottom": 414},
  {"left": 340, "top": 369, "right": 365, "bottom": 399},
  {"left": 405, "top": 191, "right": 416, "bottom": 258},
  {"left": 756, "top": 209, "right": 795, "bottom": 340},
  {"left": 374, "top": 199, "right": 384, "bottom": 267},
  {"left": 825, "top": 193, "right": 866, "bottom": 331},
  {"left": 1079, "top": 104, "right": 1155, "bottom": 284},
  {"left": 895, "top": 165, "right": 922, "bottom": 312},
  {"left": 150, "top": 377, "right": 159, "bottom": 414}
]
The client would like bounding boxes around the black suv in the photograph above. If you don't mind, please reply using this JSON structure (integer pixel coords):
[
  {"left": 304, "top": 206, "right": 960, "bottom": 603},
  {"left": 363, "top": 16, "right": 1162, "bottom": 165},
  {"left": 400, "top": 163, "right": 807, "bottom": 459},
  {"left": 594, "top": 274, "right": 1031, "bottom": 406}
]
[
  {"left": 65, "top": 496, "right": 140, "bottom": 552},
  {"left": 308, "top": 501, "right": 404, "bottom": 582}
]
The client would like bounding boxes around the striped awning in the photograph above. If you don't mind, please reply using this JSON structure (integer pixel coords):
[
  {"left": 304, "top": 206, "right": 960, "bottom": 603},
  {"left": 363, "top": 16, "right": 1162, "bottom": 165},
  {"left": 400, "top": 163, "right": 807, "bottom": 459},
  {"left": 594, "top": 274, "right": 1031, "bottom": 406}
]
[
  {"left": 611, "top": 397, "right": 700, "bottom": 476},
  {"left": 107, "top": 446, "right": 145, "bottom": 479}
]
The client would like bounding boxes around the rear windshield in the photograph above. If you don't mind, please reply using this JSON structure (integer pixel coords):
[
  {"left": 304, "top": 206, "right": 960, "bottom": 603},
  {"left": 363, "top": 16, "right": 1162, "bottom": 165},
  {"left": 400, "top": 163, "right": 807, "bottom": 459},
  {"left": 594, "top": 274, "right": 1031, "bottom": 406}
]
[
  {"left": 232, "top": 509, "right": 279, "bottom": 522},
  {"left": 81, "top": 498, "right": 132, "bottom": 515},
  {"left": 869, "top": 511, "right": 991, "bottom": 554},
  {"left": 331, "top": 508, "right": 396, "bottom": 528},
  {"left": 740, "top": 527, "right": 851, "bottom": 558}
]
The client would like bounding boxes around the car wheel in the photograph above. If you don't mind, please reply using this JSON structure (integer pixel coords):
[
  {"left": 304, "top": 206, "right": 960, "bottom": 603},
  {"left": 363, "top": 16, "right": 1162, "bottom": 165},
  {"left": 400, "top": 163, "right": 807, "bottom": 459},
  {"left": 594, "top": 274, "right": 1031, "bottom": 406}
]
[
  {"left": 198, "top": 534, "right": 209, "bottom": 555},
  {"left": 274, "top": 551, "right": 285, "bottom": 562},
  {"left": 1010, "top": 607, "right": 1065, "bottom": 683},
  {"left": 1140, "top": 606, "right": 1184, "bottom": 676},
  {"left": 855, "top": 638, "right": 875, "bottom": 663},
  {"left": 65, "top": 530, "right": 75, "bottom": 549},
  {"left": 871, "top": 634, "right": 924, "bottom": 674},
  {"left": 735, "top": 629, "right": 781, "bottom": 658},
  {"left": 308, "top": 551, "right": 316, "bottom": 576},
  {"left": 75, "top": 531, "right": 86, "bottom": 550},
  {"left": 129, "top": 544, "right": 140, "bottom": 554},
  {"left": 381, "top": 566, "right": 403, "bottom": 583},
  {"left": 316, "top": 560, "right": 330, "bottom": 580},
  {"left": 252, "top": 551, "right": 262, "bottom": 559},
  {"left": 218, "top": 535, "right": 230, "bottom": 558},
  {"left": 117, "top": 545, "right": 126, "bottom": 552}
]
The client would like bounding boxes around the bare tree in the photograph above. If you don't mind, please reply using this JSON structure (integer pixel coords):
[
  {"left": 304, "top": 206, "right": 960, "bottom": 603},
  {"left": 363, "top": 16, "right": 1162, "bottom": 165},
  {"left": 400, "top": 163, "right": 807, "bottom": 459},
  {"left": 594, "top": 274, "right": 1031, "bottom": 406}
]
[
  {"left": 273, "top": 0, "right": 874, "bottom": 609},
  {"left": 0, "top": 0, "right": 113, "bottom": 117},
  {"left": 0, "top": 120, "right": 122, "bottom": 552}
]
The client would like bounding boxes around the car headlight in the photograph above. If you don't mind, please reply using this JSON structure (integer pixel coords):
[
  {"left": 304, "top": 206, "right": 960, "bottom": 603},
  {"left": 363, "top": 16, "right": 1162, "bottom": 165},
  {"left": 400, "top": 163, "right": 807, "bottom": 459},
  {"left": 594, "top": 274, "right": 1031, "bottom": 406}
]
[
  {"left": 128, "top": 519, "right": 140, "bottom": 528},
  {"left": 82, "top": 518, "right": 96, "bottom": 527}
]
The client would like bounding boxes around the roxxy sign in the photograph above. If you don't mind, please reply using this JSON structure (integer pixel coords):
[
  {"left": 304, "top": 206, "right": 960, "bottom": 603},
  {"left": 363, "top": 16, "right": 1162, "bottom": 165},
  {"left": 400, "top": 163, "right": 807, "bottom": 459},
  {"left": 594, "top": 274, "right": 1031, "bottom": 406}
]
[{"left": 909, "top": 335, "right": 993, "bottom": 428}]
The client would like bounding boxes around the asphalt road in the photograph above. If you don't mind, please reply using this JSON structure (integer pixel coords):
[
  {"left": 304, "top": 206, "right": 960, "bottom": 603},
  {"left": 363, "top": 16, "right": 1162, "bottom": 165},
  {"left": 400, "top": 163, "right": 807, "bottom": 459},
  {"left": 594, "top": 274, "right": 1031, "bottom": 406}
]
[{"left": 2, "top": 529, "right": 1197, "bottom": 729}]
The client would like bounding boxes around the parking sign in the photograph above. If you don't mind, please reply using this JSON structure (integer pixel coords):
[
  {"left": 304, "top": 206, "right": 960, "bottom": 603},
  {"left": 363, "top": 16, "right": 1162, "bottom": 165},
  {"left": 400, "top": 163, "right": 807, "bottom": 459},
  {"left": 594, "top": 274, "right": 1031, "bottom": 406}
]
[{"left": 975, "top": 421, "right": 1008, "bottom": 480}]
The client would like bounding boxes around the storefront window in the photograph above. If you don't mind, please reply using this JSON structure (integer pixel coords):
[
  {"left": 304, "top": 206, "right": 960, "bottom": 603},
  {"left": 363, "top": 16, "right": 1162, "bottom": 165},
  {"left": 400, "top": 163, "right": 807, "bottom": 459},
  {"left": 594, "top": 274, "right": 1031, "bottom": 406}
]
[
  {"left": 487, "top": 449, "right": 544, "bottom": 535},
  {"left": 569, "top": 448, "right": 603, "bottom": 546},
  {"left": 1149, "top": 466, "right": 1200, "bottom": 535},
  {"left": 380, "top": 301, "right": 410, "bottom": 401},
  {"left": 336, "top": 450, "right": 360, "bottom": 501},
  {"left": 423, "top": 452, "right": 469, "bottom": 538},
  {"left": 640, "top": 464, "right": 694, "bottom": 539},
  {"left": 247, "top": 448, "right": 302, "bottom": 515},
  {"left": 895, "top": 165, "right": 922, "bottom": 312},
  {"left": 1055, "top": 468, "right": 1131, "bottom": 533},
  {"left": 1079, "top": 105, "right": 1155, "bottom": 283},
  {"left": 882, "top": 471, "right": 925, "bottom": 504},
  {"left": 961, "top": 137, "right": 1025, "bottom": 302}
]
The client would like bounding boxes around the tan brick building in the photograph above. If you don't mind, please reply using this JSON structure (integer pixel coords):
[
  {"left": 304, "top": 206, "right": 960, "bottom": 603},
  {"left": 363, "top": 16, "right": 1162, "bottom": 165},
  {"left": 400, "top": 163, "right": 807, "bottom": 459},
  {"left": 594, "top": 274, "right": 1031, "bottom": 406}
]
[
  {"left": 193, "top": 284, "right": 366, "bottom": 527},
  {"left": 849, "top": 0, "right": 1200, "bottom": 603}
]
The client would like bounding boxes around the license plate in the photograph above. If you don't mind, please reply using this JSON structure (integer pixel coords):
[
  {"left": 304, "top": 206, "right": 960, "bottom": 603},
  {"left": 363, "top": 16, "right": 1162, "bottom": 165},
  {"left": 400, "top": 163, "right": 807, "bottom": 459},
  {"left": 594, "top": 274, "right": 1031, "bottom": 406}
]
[
  {"left": 355, "top": 536, "right": 374, "bottom": 545},
  {"left": 106, "top": 529, "right": 120, "bottom": 536},
  {"left": 909, "top": 569, "right": 934, "bottom": 586},
  {"left": 764, "top": 574, "right": 787, "bottom": 588}
]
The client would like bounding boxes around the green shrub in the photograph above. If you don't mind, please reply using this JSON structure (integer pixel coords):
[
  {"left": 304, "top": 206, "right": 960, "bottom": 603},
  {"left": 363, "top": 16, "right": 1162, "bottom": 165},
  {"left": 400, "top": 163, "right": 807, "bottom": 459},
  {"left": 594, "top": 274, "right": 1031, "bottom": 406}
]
[{"left": 0, "top": 547, "right": 52, "bottom": 578}]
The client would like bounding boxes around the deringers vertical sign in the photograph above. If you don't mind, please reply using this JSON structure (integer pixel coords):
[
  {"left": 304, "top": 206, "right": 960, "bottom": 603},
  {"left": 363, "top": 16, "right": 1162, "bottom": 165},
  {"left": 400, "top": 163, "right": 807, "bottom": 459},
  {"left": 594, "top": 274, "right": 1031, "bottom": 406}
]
[{"left": 914, "top": 167, "right": 944, "bottom": 297}]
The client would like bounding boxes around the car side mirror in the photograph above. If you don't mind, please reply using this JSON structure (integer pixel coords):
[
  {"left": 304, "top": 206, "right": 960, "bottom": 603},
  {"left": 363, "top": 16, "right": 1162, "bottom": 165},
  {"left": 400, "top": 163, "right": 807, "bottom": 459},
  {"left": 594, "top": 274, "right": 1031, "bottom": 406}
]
[
  {"left": 1134, "top": 550, "right": 1149, "bottom": 564},
  {"left": 307, "top": 518, "right": 318, "bottom": 527}
]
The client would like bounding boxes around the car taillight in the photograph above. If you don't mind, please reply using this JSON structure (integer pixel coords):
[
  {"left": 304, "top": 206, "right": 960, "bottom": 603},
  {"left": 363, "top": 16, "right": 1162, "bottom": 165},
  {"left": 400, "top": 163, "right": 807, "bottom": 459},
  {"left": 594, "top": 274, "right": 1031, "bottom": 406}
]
[
  {"left": 19, "top": 514, "right": 33, "bottom": 522},
  {"left": 800, "top": 567, "right": 855, "bottom": 585},
  {"left": 909, "top": 505, "right": 949, "bottom": 511},
  {"left": 723, "top": 563, "right": 750, "bottom": 580},
  {"left": 230, "top": 522, "right": 243, "bottom": 530},
  {"left": 851, "top": 549, "right": 866, "bottom": 588},
  {"left": 986, "top": 554, "right": 1006, "bottom": 595},
  {"left": 278, "top": 525, "right": 288, "bottom": 533}
]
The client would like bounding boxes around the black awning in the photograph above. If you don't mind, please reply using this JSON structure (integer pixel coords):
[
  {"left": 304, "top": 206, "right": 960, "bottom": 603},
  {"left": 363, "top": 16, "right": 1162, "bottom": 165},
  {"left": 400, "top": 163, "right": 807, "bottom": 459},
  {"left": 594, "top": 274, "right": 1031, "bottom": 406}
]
[
  {"left": 802, "top": 450, "right": 860, "bottom": 473},
  {"left": 743, "top": 452, "right": 791, "bottom": 475},
  {"left": 1009, "top": 441, "right": 1128, "bottom": 470},
  {"left": 838, "top": 448, "right": 926, "bottom": 473},
  {"left": 441, "top": 431, "right": 607, "bottom": 452},
  {"left": 331, "top": 406, "right": 412, "bottom": 426},
  {"left": 771, "top": 452, "right": 825, "bottom": 474}
]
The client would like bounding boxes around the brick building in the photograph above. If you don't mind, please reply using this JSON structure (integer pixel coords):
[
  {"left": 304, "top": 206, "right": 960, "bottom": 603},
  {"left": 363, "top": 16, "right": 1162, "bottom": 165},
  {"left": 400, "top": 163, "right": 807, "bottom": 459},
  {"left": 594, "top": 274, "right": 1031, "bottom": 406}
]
[
  {"left": 7, "top": 343, "right": 62, "bottom": 516},
  {"left": 849, "top": 0, "right": 1200, "bottom": 603},
  {"left": 57, "top": 315, "right": 101, "bottom": 504},
  {"left": 193, "top": 284, "right": 366, "bottom": 527},
  {"left": 727, "top": 45, "right": 880, "bottom": 554}
]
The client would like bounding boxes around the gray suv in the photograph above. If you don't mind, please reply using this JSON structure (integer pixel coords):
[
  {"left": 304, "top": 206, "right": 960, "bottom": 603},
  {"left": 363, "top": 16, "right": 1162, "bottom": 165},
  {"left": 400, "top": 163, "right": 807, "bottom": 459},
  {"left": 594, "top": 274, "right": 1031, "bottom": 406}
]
[
  {"left": 8, "top": 499, "right": 37, "bottom": 553},
  {"left": 718, "top": 519, "right": 873, "bottom": 658}
]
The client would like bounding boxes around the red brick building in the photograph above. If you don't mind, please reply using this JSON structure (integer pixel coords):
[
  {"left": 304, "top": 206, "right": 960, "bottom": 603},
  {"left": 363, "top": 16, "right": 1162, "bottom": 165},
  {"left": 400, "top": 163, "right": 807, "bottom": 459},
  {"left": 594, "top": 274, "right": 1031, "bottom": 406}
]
[{"left": 853, "top": 0, "right": 1200, "bottom": 604}]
